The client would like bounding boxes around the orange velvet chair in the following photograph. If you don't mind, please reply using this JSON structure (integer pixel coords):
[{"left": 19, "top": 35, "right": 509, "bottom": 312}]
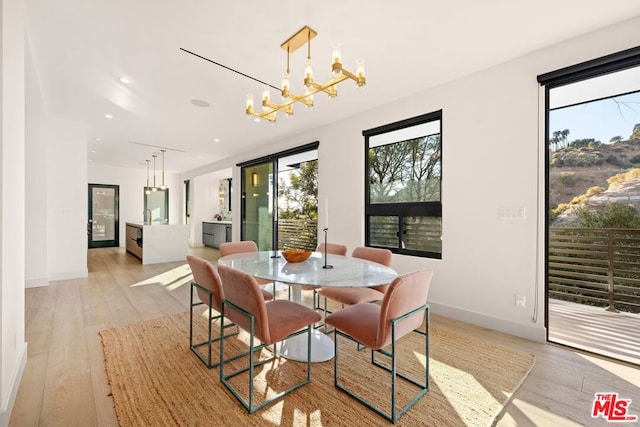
[
  {"left": 219, "top": 240, "right": 277, "bottom": 297},
  {"left": 218, "top": 264, "right": 322, "bottom": 413},
  {"left": 325, "top": 269, "right": 434, "bottom": 423},
  {"left": 187, "top": 255, "right": 273, "bottom": 368}
]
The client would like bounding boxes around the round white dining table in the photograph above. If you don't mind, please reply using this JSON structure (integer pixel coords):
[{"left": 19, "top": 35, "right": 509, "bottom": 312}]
[{"left": 218, "top": 250, "right": 398, "bottom": 362}]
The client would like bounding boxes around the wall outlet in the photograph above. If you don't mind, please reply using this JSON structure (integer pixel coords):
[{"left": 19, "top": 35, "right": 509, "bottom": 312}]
[{"left": 515, "top": 294, "right": 526, "bottom": 308}]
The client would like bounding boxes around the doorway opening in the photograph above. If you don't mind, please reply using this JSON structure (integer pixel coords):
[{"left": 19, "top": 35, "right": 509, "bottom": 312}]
[{"left": 539, "top": 48, "right": 640, "bottom": 365}]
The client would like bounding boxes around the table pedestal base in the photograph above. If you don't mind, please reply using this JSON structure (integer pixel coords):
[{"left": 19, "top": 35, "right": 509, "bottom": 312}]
[{"left": 276, "top": 329, "right": 334, "bottom": 362}]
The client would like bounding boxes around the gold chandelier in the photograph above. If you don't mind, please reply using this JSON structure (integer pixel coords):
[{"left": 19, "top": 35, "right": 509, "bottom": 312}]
[{"left": 245, "top": 26, "right": 366, "bottom": 123}]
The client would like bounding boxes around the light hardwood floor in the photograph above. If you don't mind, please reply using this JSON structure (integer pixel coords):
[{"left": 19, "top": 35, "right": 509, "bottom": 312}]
[{"left": 9, "top": 247, "right": 640, "bottom": 426}]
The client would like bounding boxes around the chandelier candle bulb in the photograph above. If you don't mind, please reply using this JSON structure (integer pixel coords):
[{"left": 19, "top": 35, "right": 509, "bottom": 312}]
[
  {"left": 245, "top": 94, "right": 254, "bottom": 117},
  {"left": 355, "top": 58, "right": 366, "bottom": 87},
  {"left": 331, "top": 42, "right": 342, "bottom": 77},
  {"left": 281, "top": 73, "right": 290, "bottom": 101},
  {"left": 304, "top": 59, "right": 314, "bottom": 88},
  {"left": 262, "top": 86, "right": 271, "bottom": 111}
]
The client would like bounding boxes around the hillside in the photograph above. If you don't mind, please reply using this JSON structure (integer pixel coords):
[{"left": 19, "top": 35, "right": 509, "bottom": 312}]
[{"left": 549, "top": 135, "right": 640, "bottom": 226}]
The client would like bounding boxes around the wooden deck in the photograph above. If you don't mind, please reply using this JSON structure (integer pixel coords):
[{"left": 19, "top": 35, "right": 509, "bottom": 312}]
[{"left": 549, "top": 298, "right": 640, "bottom": 366}]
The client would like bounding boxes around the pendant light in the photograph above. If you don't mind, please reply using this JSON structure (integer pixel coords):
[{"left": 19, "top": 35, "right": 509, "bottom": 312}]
[
  {"left": 160, "top": 149, "right": 167, "bottom": 189},
  {"left": 145, "top": 159, "right": 151, "bottom": 194},
  {"left": 152, "top": 154, "right": 158, "bottom": 192}
]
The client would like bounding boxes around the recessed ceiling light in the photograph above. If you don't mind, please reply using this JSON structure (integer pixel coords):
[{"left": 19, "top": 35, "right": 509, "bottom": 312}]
[
  {"left": 105, "top": 114, "right": 113, "bottom": 119},
  {"left": 213, "top": 138, "right": 220, "bottom": 143},
  {"left": 88, "top": 159, "right": 93, "bottom": 162},
  {"left": 190, "top": 99, "right": 210, "bottom": 108},
  {"left": 119, "top": 77, "right": 131, "bottom": 84},
  {"left": 90, "top": 150, "right": 96, "bottom": 153},
  {"left": 95, "top": 137, "right": 102, "bottom": 141}
]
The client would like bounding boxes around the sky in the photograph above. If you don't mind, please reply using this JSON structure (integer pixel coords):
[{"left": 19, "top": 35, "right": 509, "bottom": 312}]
[{"left": 549, "top": 89, "right": 640, "bottom": 144}]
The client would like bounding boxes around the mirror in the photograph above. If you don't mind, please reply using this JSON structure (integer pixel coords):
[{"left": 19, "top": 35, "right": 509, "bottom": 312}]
[{"left": 144, "top": 188, "right": 169, "bottom": 224}]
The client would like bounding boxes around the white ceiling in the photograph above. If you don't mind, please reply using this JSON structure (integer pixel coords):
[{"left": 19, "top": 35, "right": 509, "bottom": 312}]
[{"left": 24, "top": 1, "right": 640, "bottom": 174}]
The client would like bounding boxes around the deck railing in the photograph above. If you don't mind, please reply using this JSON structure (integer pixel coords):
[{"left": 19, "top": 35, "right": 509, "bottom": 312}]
[
  {"left": 278, "top": 219, "right": 318, "bottom": 251},
  {"left": 549, "top": 227, "right": 640, "bottom": 313}
]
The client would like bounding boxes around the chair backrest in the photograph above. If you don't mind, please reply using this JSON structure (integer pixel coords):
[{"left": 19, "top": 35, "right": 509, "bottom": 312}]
[
  {"left": 217, "top": 264, "right": 271, "bottom": 343},
  {"left": 376, "top": 269, "right": 434, "bottom": 349},
  {"left": 351, "top": 246, "right": 392, "bottom": 266},
  {"left": 352, "top": 247, "right": 393, "bottom": 293},
  {"left": 316, "top": 243, "right": 348, "bottom": 256},
  {"left": 187, "top": 255, "right": 224, "bottom": 311},
  {"left": 219, "top": 240, "right": 258, "bottom": 258}
]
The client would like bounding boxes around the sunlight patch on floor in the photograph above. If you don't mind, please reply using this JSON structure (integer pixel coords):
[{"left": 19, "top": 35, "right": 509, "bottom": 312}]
[
  {"left": 130, "top": 263, "right": 192, "bottom": 290},
  {"left": 430, "top": 359, "right": 499, "bottom": 422}
]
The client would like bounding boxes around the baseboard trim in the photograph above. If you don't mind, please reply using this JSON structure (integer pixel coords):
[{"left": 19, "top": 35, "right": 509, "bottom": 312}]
[
  {"left": 48, "top": 270, "right": 88, "bottom": 281},
  {"left": 0, "top": 342, "right": 28, "bottom": 427},
  {"left": 430, "top": 301, "right": 546, "bottom": 343},
  {"left": 25, "top": 277, "right": 49, "bottom": 288}
]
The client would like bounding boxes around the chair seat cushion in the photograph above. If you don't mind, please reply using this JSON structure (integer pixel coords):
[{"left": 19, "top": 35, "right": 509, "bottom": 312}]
[
  {"left": 325, "top": 303, "right": 381, "bottom": 349},
  {"left": 265, "top": 301, "right": 322, "bottom": 344},
  {"left": 261, "top": 289, "right": 274, "bottom": 301},
  {"left": 317, "top": 287, "right": 384, "bottom": 305}
]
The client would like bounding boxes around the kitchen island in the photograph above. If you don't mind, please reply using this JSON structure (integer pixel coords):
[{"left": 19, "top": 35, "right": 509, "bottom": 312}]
[{"left": 125, "top": 222, "right": 189, "bottom": 264}]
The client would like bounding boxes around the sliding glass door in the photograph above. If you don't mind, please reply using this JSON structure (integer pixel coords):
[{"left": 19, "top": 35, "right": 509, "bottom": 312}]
[{"left": 239, "top": 142, "right": 319, "bottom": 251}]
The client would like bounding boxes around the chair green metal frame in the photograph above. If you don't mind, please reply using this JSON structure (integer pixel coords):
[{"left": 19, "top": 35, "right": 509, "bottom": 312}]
[
  {"left": 219, "top": 298, "right": 313, "bottom": 414},
  {"left": 332, "top": 304, "right": 430, "bottom": 423},
  {"left": 189, "top": 280, "right": 239, "bottom": 368}
]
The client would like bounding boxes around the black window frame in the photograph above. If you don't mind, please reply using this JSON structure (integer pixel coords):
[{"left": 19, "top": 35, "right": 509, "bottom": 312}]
[{"left": 364, "top": 110, "right": 443, "bottom": 259}]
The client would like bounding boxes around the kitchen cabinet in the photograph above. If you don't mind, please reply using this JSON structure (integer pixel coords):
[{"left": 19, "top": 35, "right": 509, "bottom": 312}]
[
  {"left": 126, "top": 224, "right": 143, "bottom": 259},
  {"left": 203, "top": 221, "right": 232, "bottom": 248}
]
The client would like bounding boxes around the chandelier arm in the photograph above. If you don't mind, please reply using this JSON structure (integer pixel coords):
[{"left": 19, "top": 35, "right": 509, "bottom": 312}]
[{"left": 251, "top": 73, "right": 351, "bottom": 120}]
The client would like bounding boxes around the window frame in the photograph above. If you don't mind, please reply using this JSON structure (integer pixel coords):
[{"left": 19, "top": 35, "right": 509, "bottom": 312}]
[{"left": 363, "top": 110, "right": 443, "bottom": 259}]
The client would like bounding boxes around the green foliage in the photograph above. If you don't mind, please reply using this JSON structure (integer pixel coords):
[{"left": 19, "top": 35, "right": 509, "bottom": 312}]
[
  {"left": 557, "top": 171, "right": 578, "bottom": 185},
  {"left": 278, "top": 160, "right": 318, "bottom": 220},
  {"left": 610, "top": 135, "right": 623, "bottom": 143},
  {"left": 550, "top": 148, "right": 603, "bottom": 167},
  {"left": 630, "top": 154, "right": 640, "bottom": 164},
  {"left": 576, "top": 202, "right": 640, "bottom": 228},
  {"left": 632, "top": 123, "right": 640, "bottom": 140},
  {"left": 569, "top": 138, "right": 599, "bottom": 148},
  {"left": 549, "top": 129, "right": 570, "bottom": 151},
  {"left": 606, "top": 154, "right": 629, "bottom": 168}
]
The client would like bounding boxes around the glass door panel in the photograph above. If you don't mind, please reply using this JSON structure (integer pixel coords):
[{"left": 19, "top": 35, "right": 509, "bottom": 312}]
[
  {"left": 88, "top": 184, "right": 119, "bottom": 248},
  {"left": 241, "top": 162, "right": 274, "bottom": 250}
]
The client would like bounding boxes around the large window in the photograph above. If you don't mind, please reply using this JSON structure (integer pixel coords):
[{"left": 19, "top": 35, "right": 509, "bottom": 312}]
[{"left": 364, "top": 111, "right": 442, "bottom": 258}]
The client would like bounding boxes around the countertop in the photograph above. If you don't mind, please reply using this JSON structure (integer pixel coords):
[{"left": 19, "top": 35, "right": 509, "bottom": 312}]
[{"left": 203, "top": 220, "right": 232, "bottom": 224}]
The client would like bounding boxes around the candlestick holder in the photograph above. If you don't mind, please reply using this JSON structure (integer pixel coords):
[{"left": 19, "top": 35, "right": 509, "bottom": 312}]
[{"left": 322, "top": 228, "right": 333, "bottom": 269}]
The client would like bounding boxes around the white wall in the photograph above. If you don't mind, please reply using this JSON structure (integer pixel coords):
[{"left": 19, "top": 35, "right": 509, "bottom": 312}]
[
  {"left": 25, "top": 37, "right": 48, "bottom": 288},
  {"left": 46, "top": 118, "right": 88, "bottom": 281},
  {"left": 182, "top": 15, "right": 640, "bottom": 342},
  {"left": 88, "top": 163, "right": 183, "bottom": 247},
  {"left": 1, "top": 0, "right": 27, "bottom": 423}
]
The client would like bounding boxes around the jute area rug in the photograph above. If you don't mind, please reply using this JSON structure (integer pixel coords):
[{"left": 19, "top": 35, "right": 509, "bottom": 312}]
[{"left": 99, "top": 312, "right": 535, "bottom": 426}]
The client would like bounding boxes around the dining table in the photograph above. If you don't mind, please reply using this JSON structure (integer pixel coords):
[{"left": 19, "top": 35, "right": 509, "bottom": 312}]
[{"left": 217, "top": 250, "right": 398, "bottom": 362}]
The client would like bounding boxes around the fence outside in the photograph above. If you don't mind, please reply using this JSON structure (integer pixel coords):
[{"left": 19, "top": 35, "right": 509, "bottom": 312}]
[
  {"left": 549, "top": 227, "right": 640, "bottom": 313},
  {"left": 278, "top": 219, "right": 318, "bottom": 251}
]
